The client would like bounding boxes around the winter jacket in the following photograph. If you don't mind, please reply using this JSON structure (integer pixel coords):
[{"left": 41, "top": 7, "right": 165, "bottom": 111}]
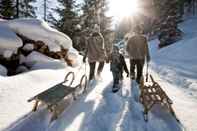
[
  {"left": 126, "top": 34, "right": 150, "bottom": 61},
  {"left": 85, "top": 32, "right": 106, "bottom": 63},
  {"left": 110, "top": 53, "right": 129, "bottom": 75}
]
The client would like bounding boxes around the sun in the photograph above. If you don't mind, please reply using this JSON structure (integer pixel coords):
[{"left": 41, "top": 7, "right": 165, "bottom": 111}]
[{"left": 108, "top": 0, "right": 140, "bottom": 19}]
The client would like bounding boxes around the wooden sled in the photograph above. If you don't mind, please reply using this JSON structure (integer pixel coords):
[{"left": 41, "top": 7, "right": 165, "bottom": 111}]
[
  {"left": 27, "top": 71, "right": 87, "bottom": 122},
  {"left": 139, "top": 75, "right": 179, "bottom": 122}
]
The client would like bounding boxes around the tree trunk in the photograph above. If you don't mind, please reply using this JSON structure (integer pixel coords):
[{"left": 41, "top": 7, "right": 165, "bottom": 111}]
[
  {"left": 44, "top": 0, "right": 47, "bottom": 21},
  {"left": 16, "top": 0, "right": 19, "bottom": 18}
]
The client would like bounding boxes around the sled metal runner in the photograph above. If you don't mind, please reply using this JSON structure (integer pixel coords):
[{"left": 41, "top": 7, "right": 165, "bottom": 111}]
[
  {"left": 139, "top": 75, "right": 179, "bottom": 122},
  {"left": 27, "top": 71, "right": 87, "bottom": 122}
]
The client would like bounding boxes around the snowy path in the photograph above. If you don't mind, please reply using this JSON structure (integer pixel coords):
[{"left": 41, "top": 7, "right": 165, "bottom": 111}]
[{"left": 2, "top": 64, "right": 184, "bottom": 131}]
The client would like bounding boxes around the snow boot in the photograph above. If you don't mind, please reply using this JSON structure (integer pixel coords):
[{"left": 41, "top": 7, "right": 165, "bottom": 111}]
[
  {"left": 130, "top": 73, "right": 135, "bottom": 80},
  {"left": 112, "top": 84, "right": 120, "bottom": 93}
]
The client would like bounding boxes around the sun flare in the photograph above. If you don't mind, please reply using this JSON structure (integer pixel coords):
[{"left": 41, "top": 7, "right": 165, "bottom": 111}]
[{"left": 108, "top": 0, "right": 140, "bottom": 19}]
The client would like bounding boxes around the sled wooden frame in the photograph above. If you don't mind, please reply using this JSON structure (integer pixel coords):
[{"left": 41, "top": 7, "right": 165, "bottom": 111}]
[
  {"left": 139, "top": 75, "right": 179, "bottom": 122},
  {"left": 27, "top": 71, "right": 87, "bottom": 121}
]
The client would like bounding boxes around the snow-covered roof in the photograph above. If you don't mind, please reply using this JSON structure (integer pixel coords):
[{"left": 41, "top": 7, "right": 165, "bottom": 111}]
[{"left": 7, "top": 18, "right": 72, "bottom": 52}]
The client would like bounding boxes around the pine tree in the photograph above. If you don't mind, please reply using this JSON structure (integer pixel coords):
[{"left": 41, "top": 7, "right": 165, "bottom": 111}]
[
  {"left": 16, "top": 0, "right": 36, "bottom": 18},
  {"left": 98, "top": 0, "right": 113, "bottom": 56},
  {"left": 152, "top": 0, "right": 182, "bottom": 48},
  {"left": 82, "top": 0, "right": 101, "bottom": 31},
  {"left": 114, "top": 17, "right": 132, "bottom": 42},
  {"left": 39, "top": 0, "right": 51, "bottom": 21},
  {"left": 0, "top": 0, "right": 15, "bottom": 19},
  {"left": 82, "top": 0, "right": 113, "bottom": 54},
  {"left": 49, "top": 0, "right": 78, "bottom": 39}
]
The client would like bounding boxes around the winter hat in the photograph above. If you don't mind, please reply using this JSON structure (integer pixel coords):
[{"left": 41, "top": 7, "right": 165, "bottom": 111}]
[
  {"left": 134, "top": 25, "right": 143, "bottom": 34},
  {"left": 112, "top": 45, "right": 120, "bottom": 54}
]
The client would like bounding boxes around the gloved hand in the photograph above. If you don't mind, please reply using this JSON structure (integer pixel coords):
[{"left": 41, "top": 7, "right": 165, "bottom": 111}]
[
  {"left": 83, "top": 57, "right": 86, "bottom": 63},
  {"left": 126, "top": 73, "right": 129, "bottom": 77},
  {"left": 147, "top": 56, "right": 151, "bottom": 63},
  {"left": 106, "top": 56, "right": 110, "bottom": 63}
]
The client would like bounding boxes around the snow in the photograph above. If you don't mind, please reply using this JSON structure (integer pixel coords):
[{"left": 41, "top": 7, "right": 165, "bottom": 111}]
[
  {"left": 21, "top": 51, "right": 67, "bottom": 70},
  {"left": 7, "top": 18, "right": 72, "bottom": 52},
  {"left": 0, "top": 24, "right": 23, "bottom": 58},
  {"left": 1, "top": 65, "right": 185, "bottom": 131},
  {"left": 22, "top": 43, "right": 34, "bottom": 51},
  {"left": 149, "top": 17, "right": 197, "bottom": 98},
  {"left": 0, "top": 17, "right": 197, "bottom": 131},
  {"left": 0, "top": 64, "right": 7, "bottom": 76},
  {"left": 67, "top": 47, "right": 81, "bottom": 67},
  {"left": 16, "top": 65, "right": 29, "bottom": 74}
]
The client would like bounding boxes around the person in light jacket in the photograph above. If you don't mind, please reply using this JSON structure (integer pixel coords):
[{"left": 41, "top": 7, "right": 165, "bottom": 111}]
[{"left": 83, "top": 25, "right": 106, "bottom": 81}]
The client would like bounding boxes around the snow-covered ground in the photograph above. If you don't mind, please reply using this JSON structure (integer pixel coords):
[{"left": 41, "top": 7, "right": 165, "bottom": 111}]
[{"left": 0, "top": 17, "right": 197, "bottom": 131}]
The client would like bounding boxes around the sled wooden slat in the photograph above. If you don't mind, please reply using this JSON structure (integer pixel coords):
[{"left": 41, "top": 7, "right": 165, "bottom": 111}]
[
  {"left": 27, "top": 72, "right": 87, "bottom": 122},
  {"left": 140, "top": 75, "right": 178, "bottom": 122},
  {"left": 31, "top": 84, "right": 75, "bottom": 105}
]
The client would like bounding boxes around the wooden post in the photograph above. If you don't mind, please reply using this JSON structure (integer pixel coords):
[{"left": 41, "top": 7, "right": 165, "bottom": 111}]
[
  {"left": 192, "top": 0, "right": 195, "bottom": 15},
  {"left": 44, "top": 0, "right": 47, "bottom": 21},
  {"left": 16, "top": 0, "right": 19, "bottom": 18}
]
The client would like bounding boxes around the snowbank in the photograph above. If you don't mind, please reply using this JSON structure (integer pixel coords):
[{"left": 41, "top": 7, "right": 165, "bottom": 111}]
[
  {"left": 7, "top": 18, "right": 72, "bottom": 52},
  {"left": 22, "top": 51, "right": 55, "bottom": 67},
  {"left": 0, "top": 25, "right": 23, "bottom": 58},
  {"left": 21, "top": 51, "right": 66, "bottom": 70},
  {"left": 149, "top": 17, "right": 197, "bottom": 98},
  {"left": 0, "top": 64, "right": 7, "bottom": 76},
  {"left": 22, "top": 43, "right": 34, "bottom": 51}
]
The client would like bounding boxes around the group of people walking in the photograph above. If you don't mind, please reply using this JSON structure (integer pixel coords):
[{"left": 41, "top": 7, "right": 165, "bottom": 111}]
[{"left": 83, "top": 25, "right": 150, "bottom": 92}]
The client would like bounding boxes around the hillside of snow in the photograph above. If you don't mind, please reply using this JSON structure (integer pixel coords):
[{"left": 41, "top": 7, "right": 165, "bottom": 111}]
[
  {"left": 149, "top": 17, "right": 197, "bottom": 98},
  {"left": 0, "top": 17, "right": 197, "bottom": 131}
]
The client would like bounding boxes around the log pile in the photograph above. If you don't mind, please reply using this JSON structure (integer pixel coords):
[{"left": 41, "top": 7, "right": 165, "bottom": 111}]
[{"left": 0, "top": 34, "right": 74, "bottom": 76}]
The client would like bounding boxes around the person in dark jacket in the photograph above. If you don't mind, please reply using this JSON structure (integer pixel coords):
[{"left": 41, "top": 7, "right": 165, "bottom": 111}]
[
  {"left": 110, "top": 45, "right": 129, "bottom": 92},
  {"left": 126, "top": 26, "right": 150, "bottom": 84}
]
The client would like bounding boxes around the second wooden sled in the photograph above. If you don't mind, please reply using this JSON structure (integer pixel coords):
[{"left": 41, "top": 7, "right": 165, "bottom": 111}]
[{"left": 139, "top": 75, "right": 179, "bottom": 122}]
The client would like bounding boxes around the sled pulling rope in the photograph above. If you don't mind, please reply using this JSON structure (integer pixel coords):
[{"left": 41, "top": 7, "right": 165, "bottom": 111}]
[
  {"left": 27, "top": 71, "right": 87, "bottom": 122},
  {"left": 139, "top": 74, "right": 179, "bottom": 122}
]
